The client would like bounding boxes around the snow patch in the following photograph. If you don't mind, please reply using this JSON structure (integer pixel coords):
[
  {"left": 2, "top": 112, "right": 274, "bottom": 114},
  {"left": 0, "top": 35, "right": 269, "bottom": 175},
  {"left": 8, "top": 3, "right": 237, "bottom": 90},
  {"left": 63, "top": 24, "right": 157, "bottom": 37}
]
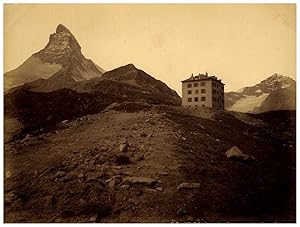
[
  {"left": 80, "top": 69, "right": 103, "bottom": 80},
  {"left": 228, "top": 93, "right": 269, "bottom": 113},
  {"left": 281, "top": 83, "right": 291, "bottom": 89},
  {"left": 5, "top": 56, "right": 62, "bottom": 90},
  {"left": 235, "top": 87, "right": 245, "bottom": 93}
]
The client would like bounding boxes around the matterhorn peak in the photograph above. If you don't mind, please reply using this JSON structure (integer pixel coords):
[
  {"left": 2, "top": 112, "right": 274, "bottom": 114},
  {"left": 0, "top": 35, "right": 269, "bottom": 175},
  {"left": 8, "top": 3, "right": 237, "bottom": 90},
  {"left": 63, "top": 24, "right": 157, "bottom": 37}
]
[
  {"left": 4, "top": 23, "right": 105, "bottom": 91},
  {"left": 35, "top": 24, "right": 82, "bottom": 65},
  {"left": 56, "top": 24, "right": 72, "bottom": 34},
  {"left": 268, "top": 73, "right": 284, "bottom": 80}
]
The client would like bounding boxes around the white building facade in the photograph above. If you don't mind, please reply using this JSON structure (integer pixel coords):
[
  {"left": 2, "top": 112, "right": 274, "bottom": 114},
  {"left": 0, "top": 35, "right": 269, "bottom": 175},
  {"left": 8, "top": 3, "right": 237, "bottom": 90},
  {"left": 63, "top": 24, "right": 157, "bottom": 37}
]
[{"left": 181, "top": 73, "right": 225, "bottom": 109}]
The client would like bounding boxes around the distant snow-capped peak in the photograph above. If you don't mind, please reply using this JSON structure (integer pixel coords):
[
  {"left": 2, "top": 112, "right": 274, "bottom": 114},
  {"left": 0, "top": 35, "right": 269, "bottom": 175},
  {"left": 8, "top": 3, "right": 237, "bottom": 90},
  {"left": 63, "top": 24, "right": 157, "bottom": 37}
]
[
  {"left": 234, "top": 73, "right": 295, "bottom": 95},
  {"left": 260, "top": 73, "right": 294, "bottom": 91}
]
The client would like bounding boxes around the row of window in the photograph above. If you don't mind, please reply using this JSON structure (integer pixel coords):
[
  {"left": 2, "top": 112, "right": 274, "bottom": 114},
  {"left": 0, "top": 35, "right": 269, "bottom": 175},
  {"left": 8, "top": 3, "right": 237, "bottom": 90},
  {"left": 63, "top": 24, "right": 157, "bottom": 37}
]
[
  {"left": 188, "top": 89, "right": 206, "bottom": 94},
  {"left": 187, "top": 97, "right": 206, "bottom": 102},
  {"left": 188, "top": 89, "right": 224, "bottom": 95},
  {"left": 187, "top": 82, "right": 206, "bottom": 88},
  {"left": 187, "top": 82, "right": 224, "bottom": 89}
]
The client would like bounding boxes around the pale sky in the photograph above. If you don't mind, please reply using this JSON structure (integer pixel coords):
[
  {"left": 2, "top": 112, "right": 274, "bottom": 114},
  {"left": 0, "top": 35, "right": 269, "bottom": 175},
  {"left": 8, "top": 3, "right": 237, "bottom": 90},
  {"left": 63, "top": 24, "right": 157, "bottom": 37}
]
[{"left": 4, "top": 4, "right": 296, "bottom": 95}]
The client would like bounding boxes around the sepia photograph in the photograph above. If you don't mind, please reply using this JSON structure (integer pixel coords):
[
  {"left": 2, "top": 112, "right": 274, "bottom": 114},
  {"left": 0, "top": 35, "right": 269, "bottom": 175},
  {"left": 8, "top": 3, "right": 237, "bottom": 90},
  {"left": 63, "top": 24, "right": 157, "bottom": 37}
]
[{"left": 3, "top": 3, "right": 296, "bottom": 223}]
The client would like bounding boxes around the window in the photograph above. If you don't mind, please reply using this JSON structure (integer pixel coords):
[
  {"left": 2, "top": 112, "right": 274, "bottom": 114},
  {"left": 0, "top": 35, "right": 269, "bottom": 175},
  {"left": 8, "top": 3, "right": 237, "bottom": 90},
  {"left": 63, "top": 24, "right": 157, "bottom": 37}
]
[
  {"left": 201, "top": 82, "right": 206, "bottom": 86},
  {"left": 201, "top": 97, "right": 206, "bottom": 101},
  {"left": 194, "top": 83, "right": 199, "bottom": 87},
  {"left": 188, "top": 98, "right": 192, "bottom": 102},
  {"left": 201, "top": 89, "right": 206, "bottom": 93},
  {"left": 212, "top": 89, "right": 216, "bottom": 95},
  {"left": 213, "top": 97, "right": 216, "bottom": 102},
  {"left": 188, "top": 90, "right": 192, "bottom": 94},
  {"left": 194, "top": 97, "right": 199, "bottom": 102},
  {"left": 195, "top": 89, "right": 199, "bottom": 94},
  {"left": 187, "top": 84, "right": 192, "bottom": 88},
  {"left": 202, "top": 104, "right": 205, "bottom": 107},
  {"left": 212, "top": 82, "right": 216, "bottom": 87}
]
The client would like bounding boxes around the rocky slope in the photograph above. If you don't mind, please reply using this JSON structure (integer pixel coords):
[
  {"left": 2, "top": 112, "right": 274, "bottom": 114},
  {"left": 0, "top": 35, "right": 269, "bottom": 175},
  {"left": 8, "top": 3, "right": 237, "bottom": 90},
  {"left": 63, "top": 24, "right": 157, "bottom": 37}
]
[
  {"left": 225, "top": 74, "right": 296, "bottom": 113},
  {"left": 4, "top": 104, "right": 296, "bottom": 222},
  {"left": 4, "top": 24, "right": 104, "bottom": 91}
]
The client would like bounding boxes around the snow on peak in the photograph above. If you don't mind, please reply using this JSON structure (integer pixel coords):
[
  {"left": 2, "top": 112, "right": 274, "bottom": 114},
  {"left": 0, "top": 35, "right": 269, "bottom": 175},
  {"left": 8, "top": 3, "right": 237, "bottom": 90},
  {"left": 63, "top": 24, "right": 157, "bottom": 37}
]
[
  {"left": 260, "top": 73, "right": 294, "bottom": 91},
  {"left": 264, "top": 73, "right": 292, "bottom": 84},
  {"left": 35, "top": 24, "right": 82, "bottom": 64}
]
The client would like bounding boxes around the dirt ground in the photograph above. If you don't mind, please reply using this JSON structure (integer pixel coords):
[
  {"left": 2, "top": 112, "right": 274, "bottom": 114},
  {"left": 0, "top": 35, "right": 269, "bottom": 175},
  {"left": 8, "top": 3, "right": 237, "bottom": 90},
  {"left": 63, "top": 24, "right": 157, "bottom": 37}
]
[{"left": 4, "top": 103, "right": 296, "bottom": 223}]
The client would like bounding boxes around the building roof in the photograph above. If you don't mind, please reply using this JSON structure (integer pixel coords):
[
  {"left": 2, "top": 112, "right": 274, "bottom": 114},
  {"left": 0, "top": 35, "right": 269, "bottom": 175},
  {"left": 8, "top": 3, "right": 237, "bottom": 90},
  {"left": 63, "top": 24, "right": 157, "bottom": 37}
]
[{"left": 181, "top": 73, "right": 225, "bottom": 85}]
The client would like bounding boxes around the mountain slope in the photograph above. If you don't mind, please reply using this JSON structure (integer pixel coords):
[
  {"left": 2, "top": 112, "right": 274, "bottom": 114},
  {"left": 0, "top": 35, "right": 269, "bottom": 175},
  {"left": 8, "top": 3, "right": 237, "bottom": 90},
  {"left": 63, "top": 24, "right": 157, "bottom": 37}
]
[
  {"left": 4, "top": 105, "right": 295, "bottom": 222},
  {"left": 5, "top": 64, "right": 181, "bottom": 130},
  {"left": 4, "top": 24, "right": 104, "bottom": 91},
  {"left": 225, "top": 74, "right": 296, "bottom": 113},
  {"left": 83, "top": 64, "right": 181, "bottom": 105}
]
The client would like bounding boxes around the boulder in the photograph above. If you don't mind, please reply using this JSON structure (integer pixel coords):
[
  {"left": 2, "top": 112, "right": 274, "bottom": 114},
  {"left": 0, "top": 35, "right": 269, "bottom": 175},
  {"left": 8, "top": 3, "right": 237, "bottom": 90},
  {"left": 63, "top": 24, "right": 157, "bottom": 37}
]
[
  {"left": 11, "top": 198, "right": 23, "bottom": 208},
  {"left": 86, "top": 173, "right": 97, "bottom": 182},
  {"left": 108, "top": 179, "right": 116, "bottom": 189},
  {"left": 140, "top": 132, "right": 147, "bottom": 137},
  {"left": 158, "top": 171, "right": 168, "bottom": 176},
  {"left": 79, "top": 199, "right": 86, "bottom": 208},
  {"left": 122, "top": 177, "right": 158, "bottom": 187},
  {"left": 61, "top": 120, "right": 68, "bottom": 125},
  {"left": 177, "top": 183, "right": 201, "bottom": 191},
  {"left": 115, "top": 155, "right": 132, "bottom": 165},
  {"left": 20, "top": 134, "right": 31, "bottom": 144},
  {"left": 5, "top": 170, "right": 12, "bottom": 179},
  {"left": 55, "top": 171, "right": 66, "bottom": 178},
  {"left": 186, "top": 216, "right": 194, "bottom": 222},
  {"left": 89, "top": 215, "right": 97, "bottom": 222},
  {"left": 134, "top": 153, "right": 144, "bottom": 161},
  {"left": 120, "top": 185, "right": 130, "bottom": 190},
  {"left": 119, "top": 143, "right": 128, "bottom": 152},
  {"left": 107, "top": 175, "right": 122, "bottom": 189},
  {"left": 177, "top": 204, "right": 188, "bottom": 215},
  {"left": 156, "top": 187, "right": 163, "bottom": 192},
  {"left": 4, "top": 192, "right": 16, "bottom": 205},
  {"left": 198, "top": 124, "right": 205, "bottom": 130},
  {"left": 225, "top": 146, "right": 256, "bottom": 163}
]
